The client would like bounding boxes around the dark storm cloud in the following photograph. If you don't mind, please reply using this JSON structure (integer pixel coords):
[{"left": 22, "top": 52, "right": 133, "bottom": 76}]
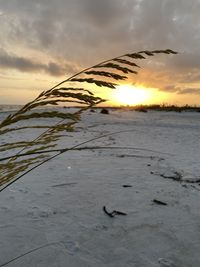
[
  {"left": 0, "top": 49, "right": 76, "bottom": 76},
  {"left": 0, "top": 0, "right": 200, "bottom": 94}
]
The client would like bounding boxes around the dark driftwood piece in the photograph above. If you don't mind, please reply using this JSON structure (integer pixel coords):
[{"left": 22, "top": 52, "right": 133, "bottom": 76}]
[
  {"left": 103, "top": 206, "right": 127, "bottom": 217},
  {"left": 122, "top": 184, "right": 133, "bottom": 188},
  {"left": 153, "top": 199, "right": 167, "bottom": 206}
]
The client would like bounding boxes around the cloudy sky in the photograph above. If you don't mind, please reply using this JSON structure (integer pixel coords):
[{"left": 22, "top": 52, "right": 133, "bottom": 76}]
[{"left": 0, "top": 0, "right": 200, "bottom": 105}]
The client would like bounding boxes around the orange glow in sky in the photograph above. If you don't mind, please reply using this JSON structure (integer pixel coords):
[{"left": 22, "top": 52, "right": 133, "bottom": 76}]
[
  {"left": 0, "top": 1, "right": 200, "bottom": 107},
  {"left": 111, "top": 85, "right": 151, "bottom": 106}
]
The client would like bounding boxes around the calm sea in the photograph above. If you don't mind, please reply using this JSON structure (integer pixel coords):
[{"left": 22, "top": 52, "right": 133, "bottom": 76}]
[{"left": 0, "top": 104, "right": 23, "bottom": 112}]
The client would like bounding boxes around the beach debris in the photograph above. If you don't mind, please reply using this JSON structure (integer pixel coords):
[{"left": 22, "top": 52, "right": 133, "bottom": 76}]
[
  {"left": 160, "top": 171, "right": 182, "bottom": 181},
  {"left": 181, "top": 184, "right": 187, "bottom": 188},
  {"left": 160, "top": 170, "right": 200, "bottom": 183},
  {"left": 135, "top": 108, "right": 148, "bottom": 113},
  {"left": 103, "top": 206, "right": 127, "bottom": 217},
  {"left": 100, "top": 108, "right": 109, "bottom": 114},
  {"left": 153, "top": 199, "right": 168, "bottom": 206},
  {"left": 51, "top": 182, "right": 77, "bottom": 188},
  {"left": 122, "top": 184, "right": 133, "bottom": 188}
]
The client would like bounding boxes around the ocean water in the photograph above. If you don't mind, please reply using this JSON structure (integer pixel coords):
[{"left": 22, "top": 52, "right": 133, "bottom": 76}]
[
  {"left": 0, "top": 105, "right": 23, "bottom": 122},
  {"left": 0, "top": 104, "right": 22, "bottom": 112}
]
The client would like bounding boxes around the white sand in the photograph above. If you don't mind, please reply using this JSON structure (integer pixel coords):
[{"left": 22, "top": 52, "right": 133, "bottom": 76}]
[{"left": 0, "top": 109, "right": 200, "bottom": 267}]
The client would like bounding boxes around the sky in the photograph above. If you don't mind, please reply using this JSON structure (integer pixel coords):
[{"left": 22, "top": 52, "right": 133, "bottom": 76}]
[{"left": 0, "top": 0, "right": 200, "bottom": 106}]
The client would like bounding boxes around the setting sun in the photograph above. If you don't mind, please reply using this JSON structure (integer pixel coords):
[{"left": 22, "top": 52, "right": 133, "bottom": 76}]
[{"left": 113, "top": 85, "right": 151, "bottom": 106}]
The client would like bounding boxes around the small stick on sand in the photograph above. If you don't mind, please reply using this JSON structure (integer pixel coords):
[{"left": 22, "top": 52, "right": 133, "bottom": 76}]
[
  {"left": 153, "top": 199, "right": 167, "bottom": 206},
  {"left": 103, "top": 206, "right": 127, "bottom": 217}
]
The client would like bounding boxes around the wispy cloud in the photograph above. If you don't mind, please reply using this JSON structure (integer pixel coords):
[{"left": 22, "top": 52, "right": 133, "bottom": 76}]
[
  {"left": 0, "top": 49, "right": 77, "bottom": 76},
  {"left": 178, "top": 88, "right": 200, "bottom": 95}
]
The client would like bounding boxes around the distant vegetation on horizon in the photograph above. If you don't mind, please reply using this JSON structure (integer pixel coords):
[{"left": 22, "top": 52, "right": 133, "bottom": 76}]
[
  {"left": 1, "top": 103, "right": 200, "bottom": 113},
  {"left": 86, "top": 104, "right": 200, "bottom": 112}
]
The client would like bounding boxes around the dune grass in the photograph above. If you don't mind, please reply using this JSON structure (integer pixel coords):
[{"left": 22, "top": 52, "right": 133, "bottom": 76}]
[{"left": 0, "top": 49, "right": 177, "bottom": 191}]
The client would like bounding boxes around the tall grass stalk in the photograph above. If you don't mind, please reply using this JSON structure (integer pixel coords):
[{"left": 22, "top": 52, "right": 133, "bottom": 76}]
[{"left": 0, "top": 49, "right": 177, "bottom": 190}]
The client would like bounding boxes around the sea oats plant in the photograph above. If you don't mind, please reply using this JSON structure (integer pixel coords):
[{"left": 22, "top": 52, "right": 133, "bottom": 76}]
[{"left": 0, "top": 49, "right": 177, "bottom": 191}]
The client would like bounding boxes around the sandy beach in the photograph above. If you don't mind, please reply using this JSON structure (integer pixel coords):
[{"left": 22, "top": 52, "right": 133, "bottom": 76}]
[{"left": 1, "top": 108, "right": 200, "bottom": 266}]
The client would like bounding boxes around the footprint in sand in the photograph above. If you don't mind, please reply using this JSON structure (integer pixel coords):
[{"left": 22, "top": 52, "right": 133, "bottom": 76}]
[{"left": 158, "top": 258, "right": 176, "bottom": 267}]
